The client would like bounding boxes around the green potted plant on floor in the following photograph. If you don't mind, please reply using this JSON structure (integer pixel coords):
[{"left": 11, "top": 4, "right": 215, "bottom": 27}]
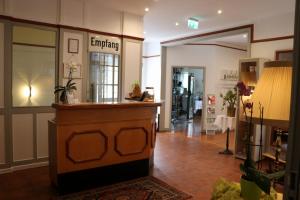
[{"left": 220, "top": 88, "right": 237, "bottom": 117}]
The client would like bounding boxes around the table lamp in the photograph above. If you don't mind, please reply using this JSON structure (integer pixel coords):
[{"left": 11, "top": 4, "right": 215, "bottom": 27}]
[{"left": 250, "top": 61, "right": 292, "bottom": 170}]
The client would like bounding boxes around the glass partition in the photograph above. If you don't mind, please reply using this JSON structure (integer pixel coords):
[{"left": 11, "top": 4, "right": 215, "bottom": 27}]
[{"left": 12, "top": 26, "right": 56, "bottom": 107}]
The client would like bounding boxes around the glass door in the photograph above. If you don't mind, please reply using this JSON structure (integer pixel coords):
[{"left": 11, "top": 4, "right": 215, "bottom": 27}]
[{"left": 89, "top": 52, "right": 120, "bottom": 102}]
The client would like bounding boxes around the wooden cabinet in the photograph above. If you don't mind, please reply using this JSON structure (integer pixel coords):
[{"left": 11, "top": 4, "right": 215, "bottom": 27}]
[{"left": 235, "top": 58, "right": 269, "bottom": 161}]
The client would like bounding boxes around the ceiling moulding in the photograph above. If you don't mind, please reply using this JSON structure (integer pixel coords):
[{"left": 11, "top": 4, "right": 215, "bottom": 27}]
[
  {"left": 185, "top": 43, "right": 247, "bottom": 52},
  {"left": 160, "top": 24, "right": 254, "bottom": 45},
  {"left": 0, "top": 15, "right": 144, "bottom": 41}
]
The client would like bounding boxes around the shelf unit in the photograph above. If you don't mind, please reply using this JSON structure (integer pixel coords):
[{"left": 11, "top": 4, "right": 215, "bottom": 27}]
[
  {"left": 206, "top": 94, "right": 217, "bottom": 135},
  {"left": 235, "top": 58, "right": 269, "bottom": 161}
]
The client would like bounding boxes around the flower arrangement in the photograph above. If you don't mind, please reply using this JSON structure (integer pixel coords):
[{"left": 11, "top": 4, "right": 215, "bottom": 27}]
[
  {"left": 54, "top": 63, "right": 77, "bottom": 104},
  {"left": 236, "top": 81, "right": 271, "bottom": 198},
  {"left": 220, "top": 88, "right": 237, "bottom": 117}
]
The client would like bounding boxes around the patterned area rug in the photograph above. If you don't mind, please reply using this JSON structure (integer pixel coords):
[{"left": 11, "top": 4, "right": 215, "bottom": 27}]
[{"left": 58, "top": 176, "right": 192, "bottom": 200}]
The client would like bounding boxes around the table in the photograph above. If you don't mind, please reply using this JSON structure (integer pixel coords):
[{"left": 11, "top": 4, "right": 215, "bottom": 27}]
[
  {"left": 214, "top": 114, "right": 236, "bottom": 133},
  {"left": 214, "top": 115, "right": 236, "bottom": 155}
]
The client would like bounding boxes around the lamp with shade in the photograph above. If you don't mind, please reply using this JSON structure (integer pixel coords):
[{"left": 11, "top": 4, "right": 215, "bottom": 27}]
[{"left": 249, "top": 61, "right": 292, "bottom": 170}]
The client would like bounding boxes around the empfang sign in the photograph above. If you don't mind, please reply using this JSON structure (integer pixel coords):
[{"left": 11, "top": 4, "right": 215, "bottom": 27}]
[{"left": 89, "top": 34, "right": 121, "bottom": 54}]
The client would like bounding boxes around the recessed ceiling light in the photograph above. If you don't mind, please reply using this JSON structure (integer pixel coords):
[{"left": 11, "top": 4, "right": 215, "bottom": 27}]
[
  {"left": 217, "top": 10, "right": 222, "bottom": 14},
  {"left": 175, "top": 22, "right": 179, "bottom": 26},
  {"left": 243, "top": 34, "right": 247, "bottom": 38},
  {"left": 143, "top": 31, "right": 146, "bottom": 34},
  {"left": 145, "top": 7, "right": 149, "bottom": 12}
]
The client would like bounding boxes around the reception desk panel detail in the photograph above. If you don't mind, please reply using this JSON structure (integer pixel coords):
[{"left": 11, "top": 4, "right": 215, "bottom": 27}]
[{"left": 49, "top": 102, "right": 161, "bottom": 187}]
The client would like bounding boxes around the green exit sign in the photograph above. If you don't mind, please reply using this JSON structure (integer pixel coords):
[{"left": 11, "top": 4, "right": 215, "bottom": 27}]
[{"left": 188, "top": 18, "right": 199, "bottom": 30}]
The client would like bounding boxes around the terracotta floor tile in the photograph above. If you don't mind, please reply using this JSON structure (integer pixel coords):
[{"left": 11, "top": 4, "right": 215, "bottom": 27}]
[{"left": 0, "top": 129, "right": 255, "bottom": 200}]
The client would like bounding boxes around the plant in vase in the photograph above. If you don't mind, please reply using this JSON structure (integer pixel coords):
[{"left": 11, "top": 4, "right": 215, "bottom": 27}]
[
  {"left": 54, "top": 79, "right": 77, "bottom": 104},
  {"left": 236, "top": 81, "right": 272, "bottom": 200},
  {"left": 220, "top": 88, "right": 237, "bottom": 117}
]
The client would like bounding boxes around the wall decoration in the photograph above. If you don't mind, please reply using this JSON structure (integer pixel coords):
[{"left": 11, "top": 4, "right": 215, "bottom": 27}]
[
  {"left": 220, "top": 69, "right": 238, "bottom": 81},
  {"left": 88, "top": 33, "right": 121, "bottom": 54},
  {"left": 207, "top": 94, "right": 216, "bottom": 105},
  {"left": 275, "top": 50, "right": 293, "bottom": 62},
  {"left": 68, "top": 38, "right": 79, "bottom": 54},
  {"left": 63, "top": 62, "right": 81, "bottom": 79}
]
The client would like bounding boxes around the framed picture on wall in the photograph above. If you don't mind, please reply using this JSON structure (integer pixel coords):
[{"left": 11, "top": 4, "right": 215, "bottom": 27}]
[
  {"left": 68, "top": 38, "right": 79, "bottom": 54},
  {"left": 275, "top": 50, "right": 293, "bottom": 62},
  {"left": 207, "top": 94, "right": 216, "bottom": 105}
]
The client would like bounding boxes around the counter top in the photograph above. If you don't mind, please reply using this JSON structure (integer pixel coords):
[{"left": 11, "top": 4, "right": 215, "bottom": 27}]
[{"left": 52, "top": 100, "right": 163, "bottom": 110}]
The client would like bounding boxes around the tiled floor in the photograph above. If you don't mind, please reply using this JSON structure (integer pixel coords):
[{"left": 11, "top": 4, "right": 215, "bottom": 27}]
[
  {"left": 152, "top": 131, "right": 241, "bottom": 199},
  {"left": 0, "top": 130, "right": 241, "bottom": 200}
]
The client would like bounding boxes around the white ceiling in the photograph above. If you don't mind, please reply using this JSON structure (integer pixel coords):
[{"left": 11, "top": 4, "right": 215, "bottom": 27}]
[
  {"left": 97, "top": 0, "right": 295, "bottom": 43},
  {"left": 143, "top": 0, "right": 296, "bottom": 42},
  {"left": 98, "top": 0, "right": 155, "bottom": 15}
]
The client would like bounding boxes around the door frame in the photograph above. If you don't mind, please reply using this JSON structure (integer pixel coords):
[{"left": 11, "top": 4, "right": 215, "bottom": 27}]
[{"left": 170, "top": 66, "right": 206, "bottom": 131}]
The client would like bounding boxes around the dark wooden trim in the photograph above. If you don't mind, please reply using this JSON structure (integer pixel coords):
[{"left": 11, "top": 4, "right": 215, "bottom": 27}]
[
  {"left": 142, "top": 55, "right": 161, "bottom": 59},
  {"left": 0, "top": 15, "right": 144, "bottom": 41},
  {"left": 275, "top": 49, "right": 294, "bottom": 60},
  {"left": 12, "top": 42, "right": 56, "bottom": 49},
  {"left": 123, "top": 35, "right": 144, "bottom": 41},
  {"left": 161, "top": 24, "right": 254, "bottom": 45},
  {"left": 66, "top": 131, "right": 108, "bottom": 164},
  {"left": 185, "top": 43, "right": 247, "bottom": 52},
  {"left": 151, "top": 123, "right": 157, "bottom": 148},
  {"left": 114, "top": 127, "right": 148, "bottom": 156},
  {"left": 56, "top": 159, "right": 150, "bottom": 193},
  {"left": 252, "top": 35, "right": 294, "bottom": 43},
  {"left": 284, "top": 0, "right": 300, "bottom": 198}
]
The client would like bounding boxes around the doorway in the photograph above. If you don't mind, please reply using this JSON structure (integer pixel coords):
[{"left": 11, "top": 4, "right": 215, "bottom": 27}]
[{"left": 171, "top": 67, "right": 205, "bottom": 133}]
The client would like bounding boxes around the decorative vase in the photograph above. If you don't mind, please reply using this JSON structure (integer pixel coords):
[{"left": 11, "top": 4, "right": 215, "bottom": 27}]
[
  {"left": 227, "top": 106, "right": 236, "bottom": 117},
  {"left": 240, "top": 177, "right": 261, "bottom": 200}
]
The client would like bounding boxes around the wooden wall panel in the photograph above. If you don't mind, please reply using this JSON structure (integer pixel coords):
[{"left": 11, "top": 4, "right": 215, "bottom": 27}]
[
  {"left": 0, "top": 115, "right": 4, "bottom": 164},
  {"left": 12, "top": 114, "right": 34, "bottom": 161},
  {"left": 0, "top": 22, "right": 3, "bottom": 108}
]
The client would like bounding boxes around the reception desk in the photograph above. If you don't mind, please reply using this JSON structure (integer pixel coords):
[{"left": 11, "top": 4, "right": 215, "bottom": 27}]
[{"left": 48, "top": 101, "right": 161, "bottom": 190}]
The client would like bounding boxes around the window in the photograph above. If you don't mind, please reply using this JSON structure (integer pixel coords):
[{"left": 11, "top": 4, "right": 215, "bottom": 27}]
[
  {"left": 89, "top": 52, "right": 120, "bottom": 102},
  {"left": 12, "top": 26, "right": 56, "bottom": 107}
]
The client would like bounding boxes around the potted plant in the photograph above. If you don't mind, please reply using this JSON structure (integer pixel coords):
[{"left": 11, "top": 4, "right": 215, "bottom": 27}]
[
  {"left": 54, "top": 79, "right": 77, "bottom": 104},
  {"left": 236, "top": 81, "right": 272, "bottom": 200},
  {"left": 220, "top": 88, "right": 237, "bottom": 117}
]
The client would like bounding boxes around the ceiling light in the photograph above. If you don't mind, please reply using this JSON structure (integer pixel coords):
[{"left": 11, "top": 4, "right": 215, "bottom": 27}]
[
  {"left": 175, "top": 22, "right": 179, "bottom": 26},
  {"left": 218, "top": 10, "right": 222, "bottom": 14},
  {"left": 243, "top": 34, "right": 248, "bottom": 38},
  {"left": 143, "top": 31, "right": 146, "bottom": 34},
  {"left": 145, "top": 7, "right": 149, "bottom": 12}
]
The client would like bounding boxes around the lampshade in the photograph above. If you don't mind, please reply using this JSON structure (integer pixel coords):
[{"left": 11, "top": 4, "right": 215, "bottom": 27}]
[{"left": 250, "top": 61, "right": 292, "bottom": 126}]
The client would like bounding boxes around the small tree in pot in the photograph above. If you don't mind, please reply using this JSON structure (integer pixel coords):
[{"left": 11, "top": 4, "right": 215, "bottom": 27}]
[{"left": 220, "top": 88, "right": 237, "bottom": 117}]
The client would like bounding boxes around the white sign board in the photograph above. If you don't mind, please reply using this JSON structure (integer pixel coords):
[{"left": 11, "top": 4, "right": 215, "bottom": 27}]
[{"left": 89, "top": 34, "right": 121, "bottom": 54}]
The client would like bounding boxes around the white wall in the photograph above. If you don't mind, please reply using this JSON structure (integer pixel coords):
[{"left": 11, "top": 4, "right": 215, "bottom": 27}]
[
  {"left": 3, "top": 0, "right": 144, "bottom": 38},
  {"left": 251, "top": 12, "right": 294, "bottom": 60},
  {"left": 122, "top": 39, "right": 142, "bottom": 99},
  {"left": 253, "top": 12, "right": 294, "bottom": 40},
  {"left": 164, "top": 45, "right": 247, "bottom": 129},
  {"left": 142, "top": 42, "right": 161, "bottom": 101},
  {"left": 251, "top": 39, "right": 294, "bottom": 60}
]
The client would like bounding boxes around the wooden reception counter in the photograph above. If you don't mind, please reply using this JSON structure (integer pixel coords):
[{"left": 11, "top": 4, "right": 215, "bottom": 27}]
[{"left": 48, "top": 101, "right": 161, "bottom": 189}]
